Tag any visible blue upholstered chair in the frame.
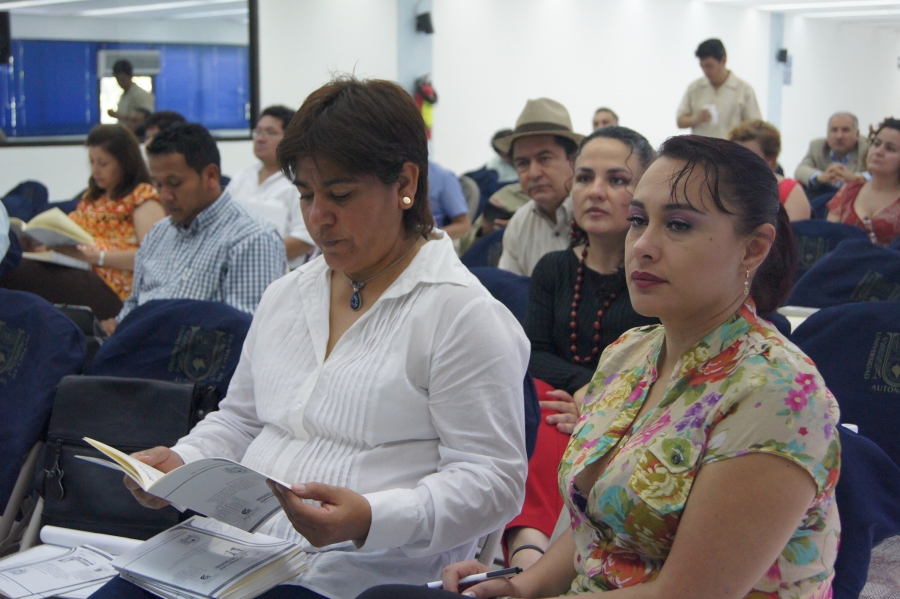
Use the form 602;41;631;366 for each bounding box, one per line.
808;190;837;220
787;239;900;309
86;299;252;400
0;290;85;542
461;228;506;269
790;220;868;283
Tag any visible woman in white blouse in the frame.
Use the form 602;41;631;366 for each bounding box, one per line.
100;77;530;599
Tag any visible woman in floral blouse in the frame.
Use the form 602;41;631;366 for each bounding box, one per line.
362;136;841;599
2;125;165;320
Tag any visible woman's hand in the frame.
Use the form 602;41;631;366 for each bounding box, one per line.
540;388;584;434
268;481;372;547
123;446;184;509
439;560;519;598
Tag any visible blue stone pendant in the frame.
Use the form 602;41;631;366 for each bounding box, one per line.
349;281;365;311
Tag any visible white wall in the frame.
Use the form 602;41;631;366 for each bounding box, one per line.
779;18;900;178
257;0;398;109
429;0;771;173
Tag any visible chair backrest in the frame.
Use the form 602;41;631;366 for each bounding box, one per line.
86;299;252;399
832;426;900;599
0;232;21;280
791;302;900;466
461;228;506;269
1;181;49;221
790;220;868;282
468;266;530;324
0;290;85;509
809;190;837;220
459;175;481;221
786;239;900;308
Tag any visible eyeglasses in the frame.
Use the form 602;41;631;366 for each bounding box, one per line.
252;128;282;139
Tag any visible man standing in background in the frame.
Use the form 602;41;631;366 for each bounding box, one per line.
107;59;155;124
676;38;760;139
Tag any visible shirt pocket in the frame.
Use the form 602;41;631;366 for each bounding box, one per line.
627;436;703;515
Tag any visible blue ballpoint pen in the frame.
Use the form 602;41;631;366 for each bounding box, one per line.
425;567;522;589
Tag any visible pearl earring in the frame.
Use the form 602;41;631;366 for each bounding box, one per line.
402;196;412;205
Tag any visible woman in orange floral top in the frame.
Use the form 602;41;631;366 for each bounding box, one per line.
396;137;840;599
2;125;165;320
63;125;165;299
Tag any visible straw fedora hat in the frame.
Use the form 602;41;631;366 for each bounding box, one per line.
492;98;584;155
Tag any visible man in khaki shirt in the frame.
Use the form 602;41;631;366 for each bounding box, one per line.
676;38;761;139
108;59;155;127
493;98;583;276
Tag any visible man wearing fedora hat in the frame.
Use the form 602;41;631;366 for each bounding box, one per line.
495;98;583;276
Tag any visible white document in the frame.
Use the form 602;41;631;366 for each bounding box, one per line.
111;517;307;599
702;103;719;125
0;545;117;599
77;438;289;533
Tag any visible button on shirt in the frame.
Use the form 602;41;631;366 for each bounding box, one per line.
170;232;529;599
117;190;286;321
225;163;314;269
677;72;761;139
498;196;573;276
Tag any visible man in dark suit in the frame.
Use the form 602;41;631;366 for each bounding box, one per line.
795;112;869;195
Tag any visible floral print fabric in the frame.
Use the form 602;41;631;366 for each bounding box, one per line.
558;302;841;598
68;183;159;300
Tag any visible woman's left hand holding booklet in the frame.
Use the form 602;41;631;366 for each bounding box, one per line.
77;438;291;533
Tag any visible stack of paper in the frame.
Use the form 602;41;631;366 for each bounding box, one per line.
112;517;307;599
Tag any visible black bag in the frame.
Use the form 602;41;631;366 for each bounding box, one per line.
40;375;218;540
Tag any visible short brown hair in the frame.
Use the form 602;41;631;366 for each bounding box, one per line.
728;120;781;161
278;77;432;238
85;124;151;201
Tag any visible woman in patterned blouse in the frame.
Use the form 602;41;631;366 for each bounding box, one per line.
2;125;165;320
365;136;841;599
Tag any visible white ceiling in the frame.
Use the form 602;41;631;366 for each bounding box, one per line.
703;0;900;24
0;0;248;22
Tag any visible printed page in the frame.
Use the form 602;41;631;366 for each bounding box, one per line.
22;251;91;271
111;517;304;599
40;526;143;556
147;459;288;532
25;208;94;245
82;438;166;488
0;546;117;599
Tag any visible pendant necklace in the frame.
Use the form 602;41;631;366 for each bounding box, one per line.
342;241;419;311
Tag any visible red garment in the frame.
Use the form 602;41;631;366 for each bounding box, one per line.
778;178;799;205
826;181;900;246
503;378;570;563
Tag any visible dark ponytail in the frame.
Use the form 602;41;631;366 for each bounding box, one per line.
751;204;796;313
658;135;798;313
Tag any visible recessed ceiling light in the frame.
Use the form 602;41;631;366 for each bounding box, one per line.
170;7;247;18
806;7;900;16
0;0;89;9
80;0;242;17
758;0;900;10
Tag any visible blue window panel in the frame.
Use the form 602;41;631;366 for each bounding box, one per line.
2;40;248;138
2;40;98;137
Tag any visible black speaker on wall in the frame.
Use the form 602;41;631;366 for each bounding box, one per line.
0;12;10;64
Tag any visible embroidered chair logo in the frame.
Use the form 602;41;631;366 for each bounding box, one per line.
797;237;832;271
0;321;29;384
851;270;900;303
864;331;900;393
168;325;234;383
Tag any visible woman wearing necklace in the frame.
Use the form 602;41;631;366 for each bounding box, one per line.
378;136;840;599
98;77;530;599
827;117;900;246
505;127;658;569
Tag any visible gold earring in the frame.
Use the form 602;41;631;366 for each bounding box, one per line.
402;196;412;205
744;270;750;296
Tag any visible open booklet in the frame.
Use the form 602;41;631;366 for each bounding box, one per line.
9;208;94;247
0;526;142;599
111;516;307;599
77;438;289;533
22;250;91;270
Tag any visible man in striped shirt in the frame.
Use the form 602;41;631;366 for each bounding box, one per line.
107;123;286;334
